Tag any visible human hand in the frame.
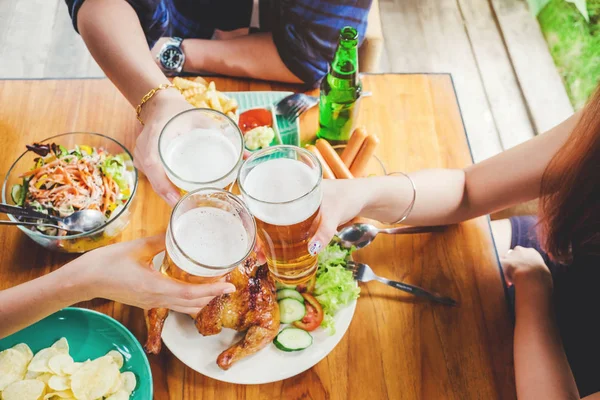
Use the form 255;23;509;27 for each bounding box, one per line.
500;246;552;287
308;179;367;255
135;90;193;205
68;235;236;315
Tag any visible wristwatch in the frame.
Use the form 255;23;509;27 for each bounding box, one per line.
156;37;185;76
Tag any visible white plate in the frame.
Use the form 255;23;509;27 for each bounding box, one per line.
153;252;357;385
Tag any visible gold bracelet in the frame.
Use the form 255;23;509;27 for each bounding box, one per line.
135;83;178;125
387;171;417;225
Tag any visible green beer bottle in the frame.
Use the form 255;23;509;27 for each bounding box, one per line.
316;26;362;143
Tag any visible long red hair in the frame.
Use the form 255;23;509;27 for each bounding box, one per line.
539;86;600;263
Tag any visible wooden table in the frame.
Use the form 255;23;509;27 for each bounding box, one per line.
0;75;516;399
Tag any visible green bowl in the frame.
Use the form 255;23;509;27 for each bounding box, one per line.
0;307;152;399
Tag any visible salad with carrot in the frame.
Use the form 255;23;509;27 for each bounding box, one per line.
11;142;134;235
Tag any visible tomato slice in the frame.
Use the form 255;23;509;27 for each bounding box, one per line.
238;108;273;134
293;293;324;331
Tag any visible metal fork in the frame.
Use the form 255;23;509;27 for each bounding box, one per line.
346;261;457;306
274;91;372;122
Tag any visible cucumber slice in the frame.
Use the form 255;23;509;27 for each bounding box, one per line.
276;289;304;303
275;281;296;290
11;184;23;206
278;298;306;324
274;328;313;352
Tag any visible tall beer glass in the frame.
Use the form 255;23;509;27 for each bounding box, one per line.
238;146;322;285
159;109;244;192
161;188;256;284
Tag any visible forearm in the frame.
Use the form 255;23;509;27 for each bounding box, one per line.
0;264;92;339
513;273;579;400
183;33;302;84
354;169;472;225
78;0;170;107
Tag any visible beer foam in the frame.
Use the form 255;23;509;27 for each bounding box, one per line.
168;207;249;273
243;158;321;226
165;128;238;185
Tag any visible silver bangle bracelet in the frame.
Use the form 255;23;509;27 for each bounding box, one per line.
386;172;416;225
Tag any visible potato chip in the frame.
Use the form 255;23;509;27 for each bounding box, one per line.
120;371;137;394
48;354;74;376
25;370;41;379
48;375;70;391
61;361;82;376
106;350;124;369
105;390;130;400
0;348;28;390
51;338;69;354
194;76;208;85
107;372;122;395
207;81;216;91
35;373;54;385
28;347;60;373
1;379;45;400
12;343;34;363
43;389;74;400
70;357;120;400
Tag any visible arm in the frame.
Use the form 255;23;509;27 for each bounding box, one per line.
501;247;582;400
76;0;193;204
0;263;90;339
314;112;580;245
512;271;579;400
0;236;235;339
77;0;172;108
355;111;579;225
182;33;302;84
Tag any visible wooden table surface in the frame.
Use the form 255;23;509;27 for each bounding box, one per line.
0;74;515;399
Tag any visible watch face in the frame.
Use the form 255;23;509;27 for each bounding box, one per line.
161;46;182;70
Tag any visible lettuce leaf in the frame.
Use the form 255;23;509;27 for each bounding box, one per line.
314;243;360;335
100;154;130;198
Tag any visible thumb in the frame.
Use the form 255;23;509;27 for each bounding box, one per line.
308;220;337;256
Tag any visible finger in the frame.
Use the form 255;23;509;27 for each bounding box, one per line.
168;306;202;315
167;295;216;309
308;220;337;256
164;280;236;302
143;157;182;206
134;144;181;206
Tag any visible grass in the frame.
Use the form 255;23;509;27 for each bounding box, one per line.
537;0;600;109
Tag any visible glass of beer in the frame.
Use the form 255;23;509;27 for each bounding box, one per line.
238;145;323;285
159;109;244;192
161;188;256;284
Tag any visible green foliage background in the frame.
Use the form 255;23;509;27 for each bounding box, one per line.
537;0;600;109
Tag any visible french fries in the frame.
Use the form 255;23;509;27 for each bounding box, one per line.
172;77;238;122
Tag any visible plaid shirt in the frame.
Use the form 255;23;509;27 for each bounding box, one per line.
65;0;372;87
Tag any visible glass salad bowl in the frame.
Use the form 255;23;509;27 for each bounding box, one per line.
2;132;138;253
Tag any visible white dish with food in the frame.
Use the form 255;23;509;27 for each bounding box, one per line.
153;243;359;385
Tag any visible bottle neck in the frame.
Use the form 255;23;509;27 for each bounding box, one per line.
330;43;359;84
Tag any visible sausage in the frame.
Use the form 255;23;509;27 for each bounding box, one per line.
349;134;380;177
341;127;369;167
315;139;354;179
306;145;336;179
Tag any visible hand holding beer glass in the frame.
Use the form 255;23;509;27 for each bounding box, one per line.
238;146;323;285
160;188;257;284
159;109;244;193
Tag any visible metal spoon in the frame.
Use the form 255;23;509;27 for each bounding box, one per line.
336;223;447;249
0;204;105;233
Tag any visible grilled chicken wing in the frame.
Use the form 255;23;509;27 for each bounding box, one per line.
144;307;169;354
195;260;280;370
